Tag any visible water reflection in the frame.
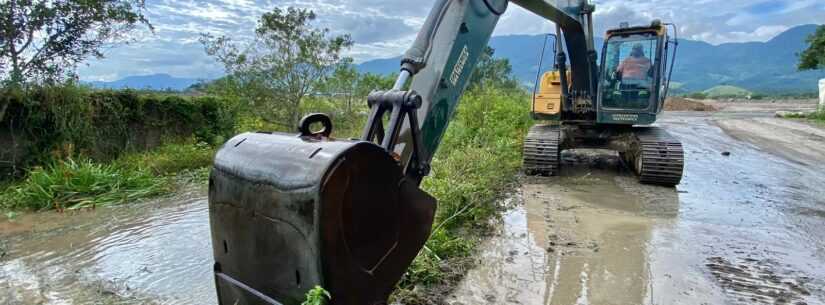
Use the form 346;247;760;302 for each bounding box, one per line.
0;192;216;305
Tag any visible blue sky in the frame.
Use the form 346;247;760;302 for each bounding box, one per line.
77;0;825;81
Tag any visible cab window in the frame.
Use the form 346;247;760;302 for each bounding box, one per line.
601;33;657;110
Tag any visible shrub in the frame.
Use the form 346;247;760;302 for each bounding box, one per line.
0;84;237;176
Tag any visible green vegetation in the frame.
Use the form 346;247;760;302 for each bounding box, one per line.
0;158;167;211
798;25;825;71
685;91;708;99
0;84;237;212
115;142;216;176
201;7;353;127
0;0;153;122
301;286;331;305
0;84;236;176
393;84;531;303
684;89;818;100
781;110;825;121
469;46;520;90
702;85;752;98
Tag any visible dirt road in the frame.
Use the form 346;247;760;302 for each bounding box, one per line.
449;102;825;305
2;100;825;304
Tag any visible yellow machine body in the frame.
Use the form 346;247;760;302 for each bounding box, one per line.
532;70;570;119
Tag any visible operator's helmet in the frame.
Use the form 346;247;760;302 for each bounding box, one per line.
632;43;644;57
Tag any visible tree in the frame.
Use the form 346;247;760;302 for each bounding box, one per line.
0;0;151;84
798;25;825;71
354;72;395;99
468;46;519;90
322;59;359;112
0;0;151;123
202;7;353;127
320;62;397;114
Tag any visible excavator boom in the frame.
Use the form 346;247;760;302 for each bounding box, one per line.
391;0;599;177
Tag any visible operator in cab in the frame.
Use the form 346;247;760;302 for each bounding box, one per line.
616;43;652;81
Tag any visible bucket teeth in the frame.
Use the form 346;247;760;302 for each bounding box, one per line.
631;127;684;186
523;124;561;176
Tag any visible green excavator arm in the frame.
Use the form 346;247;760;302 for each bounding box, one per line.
208;1;598;305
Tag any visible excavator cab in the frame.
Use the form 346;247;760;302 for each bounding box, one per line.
597;21;675;125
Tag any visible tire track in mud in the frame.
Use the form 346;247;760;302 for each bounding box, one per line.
705;256;812;305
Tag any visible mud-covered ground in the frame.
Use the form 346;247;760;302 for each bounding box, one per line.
2;99;825;305
449;100;825;305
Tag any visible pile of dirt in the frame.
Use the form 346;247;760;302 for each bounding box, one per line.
664;97;718;111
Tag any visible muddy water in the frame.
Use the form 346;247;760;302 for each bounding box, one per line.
450;113;825;305
0;189;216;305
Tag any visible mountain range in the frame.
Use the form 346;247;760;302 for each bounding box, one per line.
90;24;824;93
88;74;203;91
358;24;825;93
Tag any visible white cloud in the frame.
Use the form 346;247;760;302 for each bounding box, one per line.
691;25;790;44
78;0;825;81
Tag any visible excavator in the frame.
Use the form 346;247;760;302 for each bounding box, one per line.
207;0;681;304
525;14;683;184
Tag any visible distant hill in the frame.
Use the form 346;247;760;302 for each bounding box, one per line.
88;74;202;91
703;85;752;98
357;24;825;93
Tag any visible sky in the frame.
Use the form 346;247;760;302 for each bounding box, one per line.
77;0;825;82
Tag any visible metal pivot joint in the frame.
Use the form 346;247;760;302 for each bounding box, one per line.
362;90;431;179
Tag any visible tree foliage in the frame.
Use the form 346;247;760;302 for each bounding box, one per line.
320;61;396;112
201;7;353;127
468;46;520;90
0;0;151;84
798;25;825;71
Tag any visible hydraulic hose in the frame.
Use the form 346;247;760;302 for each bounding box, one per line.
401;0;452;75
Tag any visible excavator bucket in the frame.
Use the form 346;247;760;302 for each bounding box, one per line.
208;129;436;305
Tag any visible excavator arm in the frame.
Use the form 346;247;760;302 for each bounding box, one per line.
391;0;597;179
208;1;597;305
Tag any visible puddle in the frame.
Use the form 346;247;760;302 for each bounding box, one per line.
449;154;677;305
0;189;216;305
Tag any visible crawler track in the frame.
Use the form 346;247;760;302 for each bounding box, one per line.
632;127;684;186
523;124;561;176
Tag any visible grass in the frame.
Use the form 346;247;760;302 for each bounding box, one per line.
0;140;218;212
807;110;825;121
115;141;216;176
392;85;532;303
0;158;168;211
780;109;825;122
